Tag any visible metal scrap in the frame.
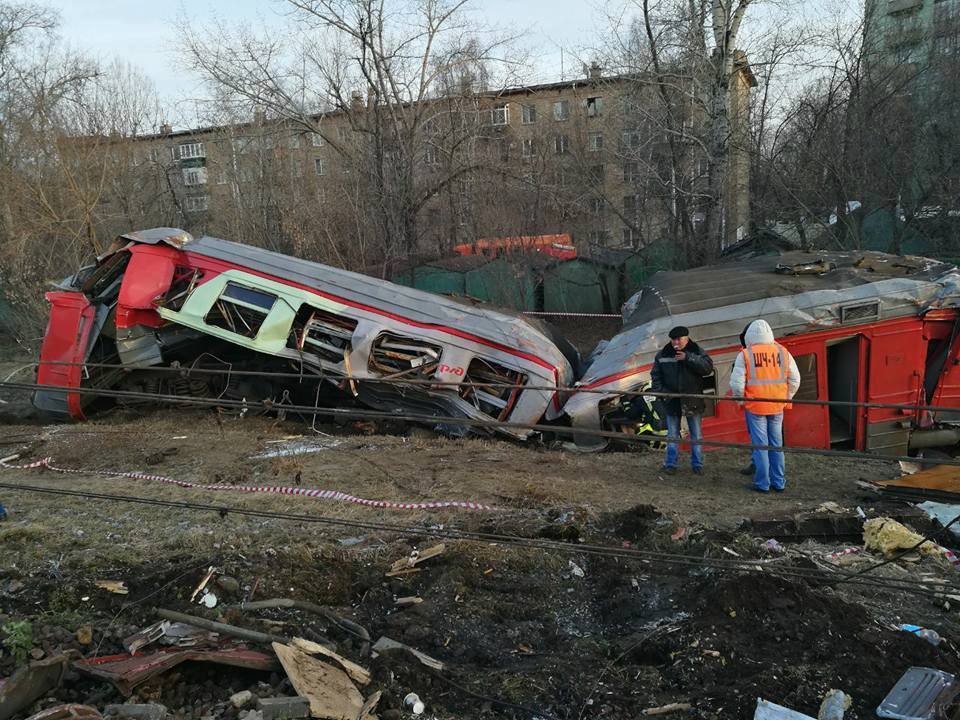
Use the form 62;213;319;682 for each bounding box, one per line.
0;653;71;720
75;647;277;696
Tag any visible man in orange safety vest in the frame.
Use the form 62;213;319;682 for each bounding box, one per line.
729;319;801;493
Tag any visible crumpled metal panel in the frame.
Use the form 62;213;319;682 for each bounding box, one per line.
118;228;194;250
877;666;958;719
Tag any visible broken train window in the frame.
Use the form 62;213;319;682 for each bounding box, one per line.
160;266;203;312
287;306;358;364
205;282;277;338
459;358;527;420
368;333;442;378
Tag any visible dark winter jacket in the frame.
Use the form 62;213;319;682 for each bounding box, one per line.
650;339;714;416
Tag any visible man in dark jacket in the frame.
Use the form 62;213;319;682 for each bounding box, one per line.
651;326;714;474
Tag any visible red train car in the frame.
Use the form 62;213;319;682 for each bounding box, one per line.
565;252;960;455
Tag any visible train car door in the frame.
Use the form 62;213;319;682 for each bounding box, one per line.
781;339;828;448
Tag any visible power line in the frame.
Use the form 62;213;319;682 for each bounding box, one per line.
24;360;960;414
5;379;960;466
0;480;955;599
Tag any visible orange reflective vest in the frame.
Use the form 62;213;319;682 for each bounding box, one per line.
742;343;792;415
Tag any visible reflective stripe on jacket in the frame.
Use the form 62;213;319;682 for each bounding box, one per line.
742;343;792;415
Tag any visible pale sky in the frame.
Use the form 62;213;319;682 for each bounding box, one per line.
46;0;607;127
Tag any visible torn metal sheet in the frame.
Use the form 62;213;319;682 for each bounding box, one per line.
876;666;958;719
33;228;575;440
250;439;344;459
74;647;276;696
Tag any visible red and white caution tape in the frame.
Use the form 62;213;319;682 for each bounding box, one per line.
941;547;960;571
1;457;495;512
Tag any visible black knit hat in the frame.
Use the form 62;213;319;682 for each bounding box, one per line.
668;326;689;339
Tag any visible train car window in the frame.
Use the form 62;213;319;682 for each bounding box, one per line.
205;282;277;338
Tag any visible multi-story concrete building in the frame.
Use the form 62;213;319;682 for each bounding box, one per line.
130;62;754;262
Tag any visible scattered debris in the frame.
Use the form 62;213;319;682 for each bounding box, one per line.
0;654;71;720
863;518;942;559
156;608;288;646
876;667;958;719
898;624;942;646
641;702;692;715
403;692;425;715
75;625;93;646
394;596;423;607
371;636;445;671
387;544;445;577
568;560;585;577
190;567;217;603
93;580;130;595
250;439;344;459
817;690;851;720
257;697;310;720
761;539;785;554
230;691;254;709
102;705;168;720
25;704;100;720
754;699;815;719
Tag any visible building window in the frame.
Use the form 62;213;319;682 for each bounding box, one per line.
622;131;641;149
521;138;534;158
522;104;537;124
311;132;325;147
589;164;604;184
215;169;229;185
148;147;162;163
314;158;325;176
491;104;509;126
184;195;209;212
424;144;439;165
588;132;603;152
588;229;609;244
623;161;640;183
337;126;350;141
623;226;641;246
555;134;569;155
586;96;603;117
291;159;303;177
286;134;302;149
182;167;207;186
623;194;639;216
588;196;604;214
178;142;205;160
553;100;569;121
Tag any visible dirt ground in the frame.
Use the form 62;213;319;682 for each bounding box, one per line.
1;391;959;719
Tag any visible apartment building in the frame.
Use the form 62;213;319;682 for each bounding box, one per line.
132;61;755;259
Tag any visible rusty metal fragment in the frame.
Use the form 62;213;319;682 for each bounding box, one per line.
74;647;276;696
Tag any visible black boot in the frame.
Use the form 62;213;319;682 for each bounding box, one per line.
739;463;755;476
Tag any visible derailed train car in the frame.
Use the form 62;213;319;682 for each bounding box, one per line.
33;228;576;439
564;252;960;455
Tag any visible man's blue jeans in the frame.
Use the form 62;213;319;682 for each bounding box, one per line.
664;414;703;470
745;411;785;491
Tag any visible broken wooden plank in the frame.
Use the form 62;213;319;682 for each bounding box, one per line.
272;643;364;720
371;636;445;671
358;690;381;720
94;580;129;595
387;544;445;576
290;638;370;687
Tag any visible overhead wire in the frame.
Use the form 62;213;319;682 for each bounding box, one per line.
0;480;955;600
4;378;960;467
22;359;960;414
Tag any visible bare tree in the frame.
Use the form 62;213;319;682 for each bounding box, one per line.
179;0;527;261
